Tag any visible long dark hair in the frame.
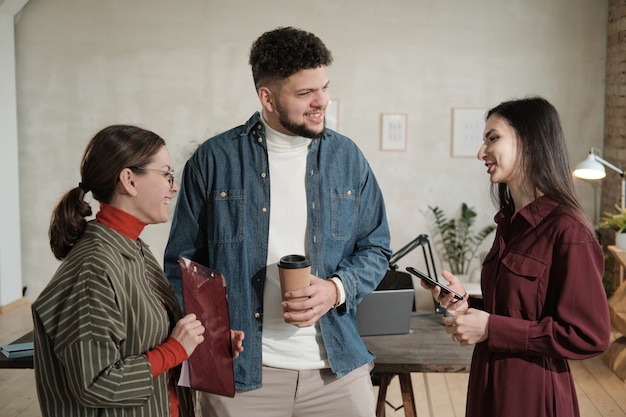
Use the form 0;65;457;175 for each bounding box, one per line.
487;97;585;218
49;125;165;259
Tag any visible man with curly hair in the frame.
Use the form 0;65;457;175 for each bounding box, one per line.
165;27;391;416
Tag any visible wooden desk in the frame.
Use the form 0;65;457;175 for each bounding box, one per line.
0;330;33;369
363;313;473;417
608;245;626;288
604;245;626;380
2;317;473;416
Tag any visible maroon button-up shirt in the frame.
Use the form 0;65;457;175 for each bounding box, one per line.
466;196;610;417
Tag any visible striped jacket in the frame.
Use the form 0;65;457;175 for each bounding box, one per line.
33;221;192;417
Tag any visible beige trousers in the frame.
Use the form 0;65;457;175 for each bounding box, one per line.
196;363;375;417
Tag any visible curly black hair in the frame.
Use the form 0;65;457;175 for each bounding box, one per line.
249;26;333;89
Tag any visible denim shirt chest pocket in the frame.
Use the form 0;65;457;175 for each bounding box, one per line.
499;250;547;319
206;189;245;244
329;187;358;241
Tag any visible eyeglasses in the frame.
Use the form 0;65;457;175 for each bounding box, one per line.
129;166;175;188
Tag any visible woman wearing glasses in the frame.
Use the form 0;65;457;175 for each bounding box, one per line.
32;125;244;417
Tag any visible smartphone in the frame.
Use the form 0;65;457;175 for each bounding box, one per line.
405;266;464;301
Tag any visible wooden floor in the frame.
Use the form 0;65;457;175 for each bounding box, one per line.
1;303;625;417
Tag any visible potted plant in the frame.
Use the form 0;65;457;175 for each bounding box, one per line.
597;205;626;250
428;203;496;277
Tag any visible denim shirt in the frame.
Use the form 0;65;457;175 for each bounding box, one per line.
164;111;391;391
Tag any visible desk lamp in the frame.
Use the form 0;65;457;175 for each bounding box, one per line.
573;148;625;209
388;234;446;313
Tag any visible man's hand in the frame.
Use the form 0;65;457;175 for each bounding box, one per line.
282;276;338;327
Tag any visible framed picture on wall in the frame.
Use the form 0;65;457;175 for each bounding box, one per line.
380;113;407;151
451;108;488;157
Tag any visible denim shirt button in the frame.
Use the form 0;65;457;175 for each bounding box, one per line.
220;191;227;197
346;190;352;196
262;207;267;213
260;172;267;178
254;312;261;318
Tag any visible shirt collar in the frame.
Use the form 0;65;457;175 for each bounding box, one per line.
496;196;561;228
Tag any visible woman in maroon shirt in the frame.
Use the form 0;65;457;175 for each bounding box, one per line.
423;97;610;417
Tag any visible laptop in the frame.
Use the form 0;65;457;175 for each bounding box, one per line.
357;288;415;336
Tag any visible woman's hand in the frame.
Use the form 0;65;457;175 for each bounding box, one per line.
170;313;205;357
442;308;490;346
230;330;245;359
419;270;468;313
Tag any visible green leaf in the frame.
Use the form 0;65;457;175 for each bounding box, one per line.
596;205;626;233
428;203;495;275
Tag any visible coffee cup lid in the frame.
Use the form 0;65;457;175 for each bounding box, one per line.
277;254;311;269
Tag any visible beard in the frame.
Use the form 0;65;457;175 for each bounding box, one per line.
275;102;326;139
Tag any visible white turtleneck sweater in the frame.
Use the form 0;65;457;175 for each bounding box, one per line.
260;117;329;370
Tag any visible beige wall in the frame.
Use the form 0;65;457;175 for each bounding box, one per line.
11;0;608;302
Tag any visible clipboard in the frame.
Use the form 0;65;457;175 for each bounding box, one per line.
179;257;235;397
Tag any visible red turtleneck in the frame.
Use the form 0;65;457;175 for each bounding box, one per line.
95;202;147;240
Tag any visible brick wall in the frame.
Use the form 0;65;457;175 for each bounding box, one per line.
601;0;626;223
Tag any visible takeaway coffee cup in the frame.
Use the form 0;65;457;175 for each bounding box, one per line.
277;254;311;303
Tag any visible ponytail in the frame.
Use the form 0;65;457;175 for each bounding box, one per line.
48;186;92;260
